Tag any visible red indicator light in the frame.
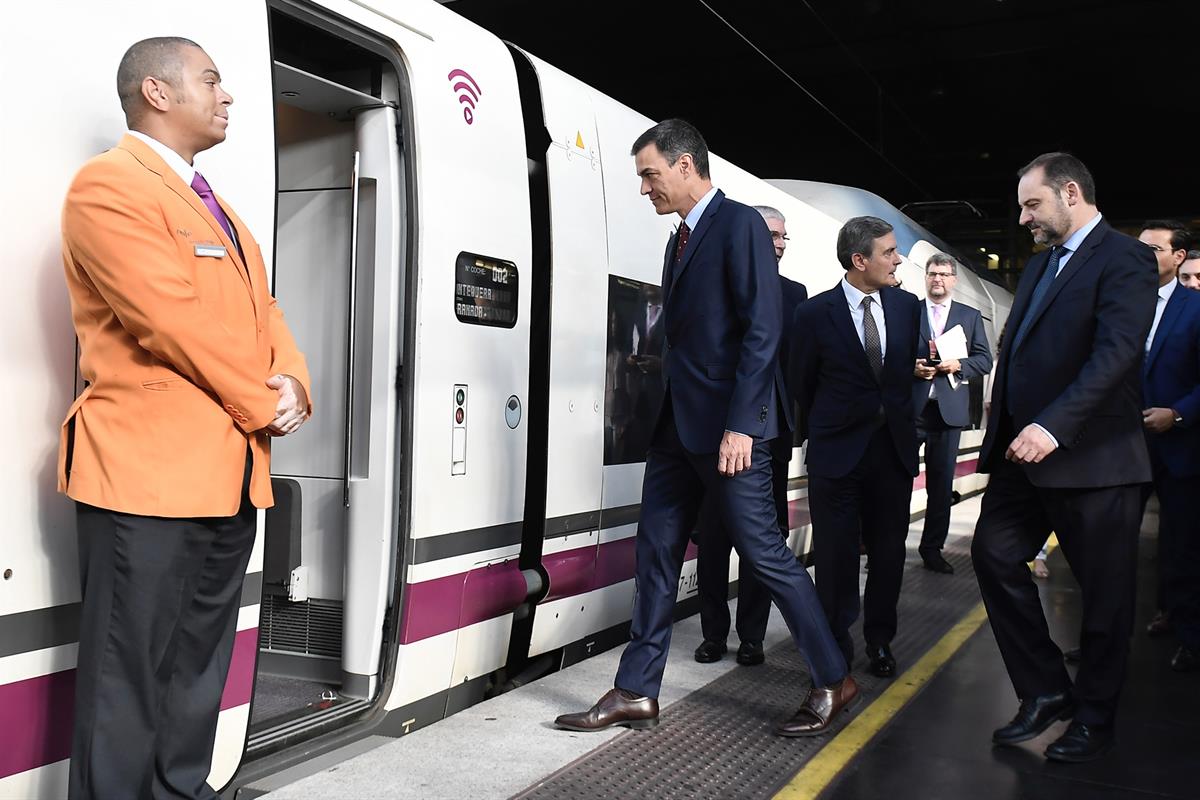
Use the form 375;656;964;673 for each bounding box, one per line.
455;408;465;424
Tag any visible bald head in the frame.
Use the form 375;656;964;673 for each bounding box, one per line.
117;37;202;126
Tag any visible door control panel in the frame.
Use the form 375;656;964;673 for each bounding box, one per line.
452;384;467;475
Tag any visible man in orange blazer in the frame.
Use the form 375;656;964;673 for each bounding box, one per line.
59;37;311;799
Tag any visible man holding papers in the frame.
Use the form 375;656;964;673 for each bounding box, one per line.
912;253;993;573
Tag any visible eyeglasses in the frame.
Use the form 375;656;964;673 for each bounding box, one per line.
926;271;955;279
1146;244;1184;254
770;232;789;241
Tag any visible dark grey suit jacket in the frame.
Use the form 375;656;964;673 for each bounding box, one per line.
912;299;992;428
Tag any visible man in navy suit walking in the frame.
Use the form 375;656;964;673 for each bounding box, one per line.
789;217;922;679
1136;220;1200;672
694;204;807;668
974;153;1157;762
911;253;992;574
556;120;854;738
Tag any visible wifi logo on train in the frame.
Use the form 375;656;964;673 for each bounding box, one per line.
448;68;482;125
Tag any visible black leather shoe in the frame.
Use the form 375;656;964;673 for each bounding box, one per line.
921;553;955;574
1044;720;1114;763
1146;609;1172;637
736;640;765;665
866;644;896;677
992;691;1075;746
694;639;727;663
1063;647;1082;664
554;688;659;732
775;676;859;737
1171;645;1200;672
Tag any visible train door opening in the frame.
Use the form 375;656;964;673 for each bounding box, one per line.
249;6;409;753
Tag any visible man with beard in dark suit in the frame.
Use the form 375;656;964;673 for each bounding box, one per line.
973;152;1157;762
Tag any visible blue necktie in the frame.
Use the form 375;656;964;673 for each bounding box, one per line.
1005;246;1062;409
1009;246;1063;355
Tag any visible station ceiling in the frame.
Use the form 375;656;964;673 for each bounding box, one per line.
444;0;1197;285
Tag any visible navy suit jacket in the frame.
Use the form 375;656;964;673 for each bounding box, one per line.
658;190;790;453
912;299;993;428
773;275;808;462
789;282;922;480
1143;283;1200;477
980;220;1157;487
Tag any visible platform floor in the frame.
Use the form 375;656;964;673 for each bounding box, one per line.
257;495;1198;800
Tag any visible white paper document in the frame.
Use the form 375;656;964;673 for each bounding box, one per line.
933;324;969;389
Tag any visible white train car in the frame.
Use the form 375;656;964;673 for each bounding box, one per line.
0;1;1013;797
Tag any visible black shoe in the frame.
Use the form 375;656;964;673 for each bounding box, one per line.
1044;720;1114;763
1063;647;1082;664
921;553;955;574
1146;609;1172;637
693;640;727;663
866;644;896;677
736;641;765;666
992;691;1075;746
1171;645;1200;672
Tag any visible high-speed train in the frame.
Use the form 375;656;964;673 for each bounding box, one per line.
0;0;1013;796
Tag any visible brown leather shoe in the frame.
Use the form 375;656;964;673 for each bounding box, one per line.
1146;609;1172;637
774;676;859;737
554;688;659;732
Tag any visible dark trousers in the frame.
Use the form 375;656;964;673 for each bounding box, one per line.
615;411;846;697
70;458;256;800
808;425;913;665
972;457;1142;726
1144;453;1189;612
915;400;963;556
696;455;790;645
1172;508;1200;650
1144;452;1200;648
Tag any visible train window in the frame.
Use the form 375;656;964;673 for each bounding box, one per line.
454;252;519;327
604;275;665;465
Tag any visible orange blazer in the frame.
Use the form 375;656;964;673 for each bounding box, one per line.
58;134;311;517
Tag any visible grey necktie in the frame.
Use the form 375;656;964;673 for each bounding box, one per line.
862;295;883;381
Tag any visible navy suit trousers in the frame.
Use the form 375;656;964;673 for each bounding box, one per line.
1143;451;1193;616
808;425;913;663
615;412;846;697
695;452;790;646
915;399;963;555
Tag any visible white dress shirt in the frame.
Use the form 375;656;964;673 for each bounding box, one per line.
682;185;719;232
841;277;887;360
1052;212;1104;276
1146;279;1178;352
127;130;195;185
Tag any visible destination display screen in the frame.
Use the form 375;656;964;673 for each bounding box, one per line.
454;252;518;328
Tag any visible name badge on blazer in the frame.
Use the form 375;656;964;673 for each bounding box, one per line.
194;243;227;258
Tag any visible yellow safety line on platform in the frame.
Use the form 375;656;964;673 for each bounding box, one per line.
774;534;1060;800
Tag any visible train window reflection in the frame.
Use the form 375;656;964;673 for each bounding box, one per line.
604;275;665;465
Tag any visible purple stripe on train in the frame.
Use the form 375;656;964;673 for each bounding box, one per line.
0;627;258;780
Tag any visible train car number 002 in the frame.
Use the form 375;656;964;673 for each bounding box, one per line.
454;252;518;328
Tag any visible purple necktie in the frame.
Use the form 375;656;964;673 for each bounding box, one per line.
191;171;236;244
931;303;946;337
